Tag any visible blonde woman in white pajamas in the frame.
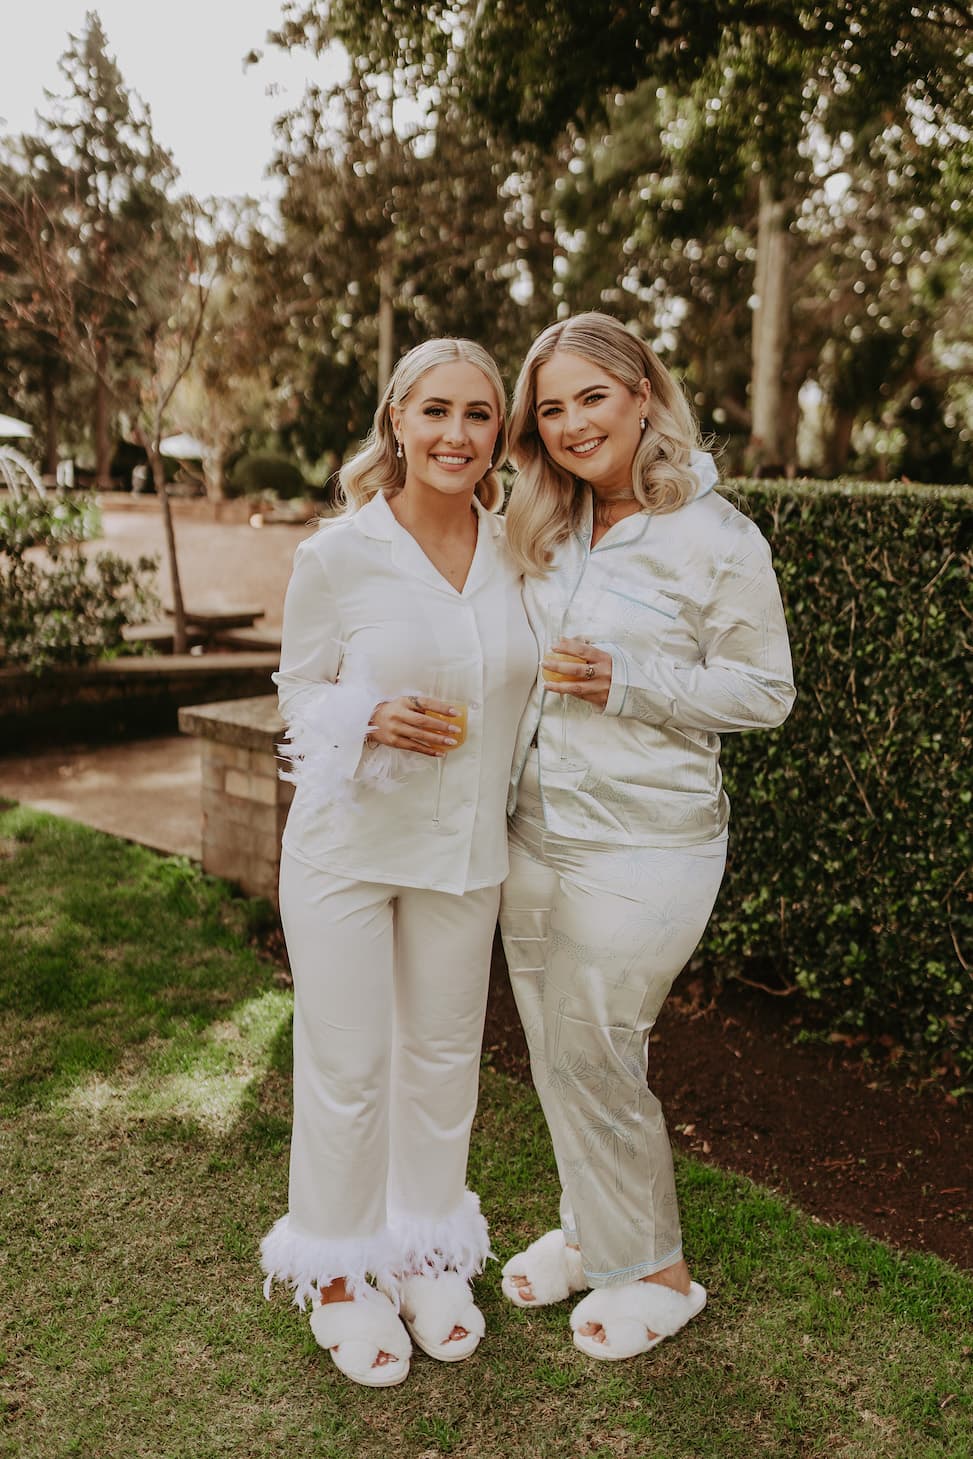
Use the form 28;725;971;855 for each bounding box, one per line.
499;312;795;1361
261;339;536;1387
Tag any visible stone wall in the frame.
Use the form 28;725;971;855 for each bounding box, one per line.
178;695;291;902
0;653;279;751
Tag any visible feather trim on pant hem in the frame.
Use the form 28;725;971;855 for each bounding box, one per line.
390;1190;491;1283
261;1192;490;1310
259;1215;402;1309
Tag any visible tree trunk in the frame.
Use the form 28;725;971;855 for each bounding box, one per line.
203;448;228;501
94;340;112;489
826;406;856;477
779;378;802;473
748;176;791;474
41;361;59;478
377;257;394;395
150;447;188;655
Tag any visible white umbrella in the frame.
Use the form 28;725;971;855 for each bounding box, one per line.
0;412;33;439
0;446;44;497
160;432;206;460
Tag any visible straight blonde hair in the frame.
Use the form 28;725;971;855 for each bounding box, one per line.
505;312;705;574
339;338;507;513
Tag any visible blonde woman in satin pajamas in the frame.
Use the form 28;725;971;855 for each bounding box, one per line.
261;339;536;1387
498;312;796;1361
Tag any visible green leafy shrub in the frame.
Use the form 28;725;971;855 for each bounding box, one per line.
702;479;972;1079
0;493;159;672
0;493;101;554
227;452;306;500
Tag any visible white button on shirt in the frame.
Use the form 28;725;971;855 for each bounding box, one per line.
507;459;796;846
275;491;537;894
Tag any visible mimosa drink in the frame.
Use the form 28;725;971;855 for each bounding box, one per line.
427;704;468;747
543;652;586;684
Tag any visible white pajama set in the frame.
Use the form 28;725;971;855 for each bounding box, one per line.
261;491;536;1305
500;455;796;1287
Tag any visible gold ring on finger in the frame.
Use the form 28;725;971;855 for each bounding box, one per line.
584;664;596;680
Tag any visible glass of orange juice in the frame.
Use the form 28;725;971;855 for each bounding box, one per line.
543;651;586;684
426;666;469;826
541;600;584;761
425;702;468;747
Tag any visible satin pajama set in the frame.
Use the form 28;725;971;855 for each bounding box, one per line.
500;456;795;1284
261;492;536;1304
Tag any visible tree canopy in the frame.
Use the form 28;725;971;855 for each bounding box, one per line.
264;0;973;473
270;1;973;148
1;5;971;483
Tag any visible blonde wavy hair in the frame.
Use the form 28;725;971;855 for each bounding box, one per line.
505;312;705;574
339;338;507;513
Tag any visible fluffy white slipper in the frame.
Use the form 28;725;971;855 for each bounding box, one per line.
390;1272;486;1362
500;1229;588;1309
570;1279;707;1361
308;1287;412;1387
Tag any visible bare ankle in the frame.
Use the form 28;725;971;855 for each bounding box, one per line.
318;1277;353;1304
640;1259;691;1296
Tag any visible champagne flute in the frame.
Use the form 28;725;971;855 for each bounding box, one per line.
542;599;584;762
426;664;469;827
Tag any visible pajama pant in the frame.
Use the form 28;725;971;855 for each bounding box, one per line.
260;849;500;1306
500;753;727;1287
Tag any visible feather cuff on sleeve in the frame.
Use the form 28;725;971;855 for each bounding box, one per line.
277;677;422;818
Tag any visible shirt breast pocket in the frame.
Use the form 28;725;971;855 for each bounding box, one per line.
594;586;682;650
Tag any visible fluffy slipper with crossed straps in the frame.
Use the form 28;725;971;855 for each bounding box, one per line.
388;1272;486;1362
569;1279;707;1360
500;1229;588;1309
308;1286;412;1387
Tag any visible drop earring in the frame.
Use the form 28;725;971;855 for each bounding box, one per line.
396;438;403;458
639;417;647;432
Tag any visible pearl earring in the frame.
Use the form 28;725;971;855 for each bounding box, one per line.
639;417;647;432
396;439;403;458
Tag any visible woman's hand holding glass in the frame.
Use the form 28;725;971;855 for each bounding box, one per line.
542;638;613;712
367;696;466;756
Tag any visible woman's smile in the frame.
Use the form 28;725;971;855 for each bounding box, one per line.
566;436;606;458
431;452;474;469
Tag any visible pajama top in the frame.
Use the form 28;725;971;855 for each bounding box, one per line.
507;454;796;846
274;490;537;894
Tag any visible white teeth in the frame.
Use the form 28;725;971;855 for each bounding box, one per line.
433;455;470;465
569;439;603;456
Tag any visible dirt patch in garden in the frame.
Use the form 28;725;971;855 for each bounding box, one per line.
259;919;970;1270
483;935;972;1272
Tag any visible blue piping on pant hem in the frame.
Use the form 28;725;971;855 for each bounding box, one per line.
582;1242;683;1286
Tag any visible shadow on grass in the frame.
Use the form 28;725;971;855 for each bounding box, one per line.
0;805;292;1121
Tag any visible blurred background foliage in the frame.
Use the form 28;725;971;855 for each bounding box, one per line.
0;2;970;492
0;492;158;670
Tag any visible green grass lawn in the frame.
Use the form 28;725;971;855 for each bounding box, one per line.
1;804;970;1459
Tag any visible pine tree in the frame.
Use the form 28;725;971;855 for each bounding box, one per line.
19;11;179;485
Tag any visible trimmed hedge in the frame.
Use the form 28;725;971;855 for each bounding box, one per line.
700;479;971;1081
